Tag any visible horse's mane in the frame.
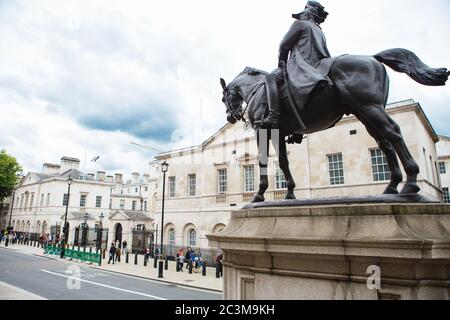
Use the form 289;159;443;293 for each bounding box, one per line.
238;67;269;77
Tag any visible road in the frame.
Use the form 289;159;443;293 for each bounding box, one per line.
0;248;222;300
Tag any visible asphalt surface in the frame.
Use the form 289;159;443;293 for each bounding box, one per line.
0;248;222;300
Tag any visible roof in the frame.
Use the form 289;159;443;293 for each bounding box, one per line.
109;210;152;221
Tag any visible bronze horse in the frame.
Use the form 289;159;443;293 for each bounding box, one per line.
220;48;449;203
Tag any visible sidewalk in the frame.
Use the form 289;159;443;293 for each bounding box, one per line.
0;243;223;292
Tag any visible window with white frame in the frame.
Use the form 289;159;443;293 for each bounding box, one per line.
96;196;102;208
132;200;137;211
109;198;112;209
188;174;196;197
30;193;34;209
327;153;345;185
370;148;391;182
80;194;87;207
40;194;44;206
187;228;197;246
217;169;227;194
438;162;446;174
120;199;125;210
24;194;29;209
168;176;176;198
168;228;176;245
62;194;69;206
20;195;24;208
143;200;147;211
443;188;450;204
275;167;287;190
243;165;255;192
46;193;50;206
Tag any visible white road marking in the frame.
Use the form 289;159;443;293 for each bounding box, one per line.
40;269;167;300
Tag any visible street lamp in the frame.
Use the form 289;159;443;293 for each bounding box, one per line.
5;189;15;247
160;161;169;257
60;176;73;258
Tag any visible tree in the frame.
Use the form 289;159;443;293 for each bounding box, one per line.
0;149;22;203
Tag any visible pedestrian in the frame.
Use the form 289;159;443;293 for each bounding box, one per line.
185;247;192;270
108;242;116;264
122;240;127;254
115;245;121;263
216;253;223;277
179;254;185;272
144;247;150;263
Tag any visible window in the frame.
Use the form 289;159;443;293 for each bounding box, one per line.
443;188;450;204
243;165;255;192
327;153;345;185
96;196;102;208
143;201;147;211
62;194;69;206
188;174;196;197
168;228;176;245
16;197;19;208
24;194;29;209
20;195;24;208
218;169;227;194
438;162;446;174
109;199;112;209
187;228;196;246
169;176;176;198
40;194;44;206
120;199;125;210
80;195;87;207
145;186;148;191
46;193;50;206
370;149;391;182
30;194;34;209
132;200;137;211
135;188;138;193
275;167;287;190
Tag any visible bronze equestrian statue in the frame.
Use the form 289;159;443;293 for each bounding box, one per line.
220;1;449;203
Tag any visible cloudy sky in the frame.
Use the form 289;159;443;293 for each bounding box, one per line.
1;0;449;177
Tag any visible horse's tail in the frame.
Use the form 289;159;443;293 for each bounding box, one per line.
374;48;449;86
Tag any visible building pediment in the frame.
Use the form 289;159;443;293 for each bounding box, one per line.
109;210;130;221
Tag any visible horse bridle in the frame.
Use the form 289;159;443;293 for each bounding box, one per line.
224;81;264;125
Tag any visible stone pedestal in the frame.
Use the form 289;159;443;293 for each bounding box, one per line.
207;202;450;300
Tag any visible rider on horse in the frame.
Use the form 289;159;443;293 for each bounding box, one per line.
255;1;332;140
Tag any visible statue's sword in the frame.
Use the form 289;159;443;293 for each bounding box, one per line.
280;61;307;131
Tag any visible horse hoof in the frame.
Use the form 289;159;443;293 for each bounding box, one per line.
251;195;265;203
285;193;296;200
400;183;420;194
383;186;399;195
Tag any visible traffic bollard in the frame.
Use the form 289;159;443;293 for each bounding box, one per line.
89;247;92;254
134;252;138;265
33;240;36;247
126;252;129;263
83;246;86;253
164;257;168;270
158;260;164;278
189;260;193;274
153;256;158;269
176;257;180;272
144;256;147;267
202;263;207;276
102;248;106;259
216;263;220;278
78;245;81;252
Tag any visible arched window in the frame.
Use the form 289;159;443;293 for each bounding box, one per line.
168;228;176;245
187;228;196;246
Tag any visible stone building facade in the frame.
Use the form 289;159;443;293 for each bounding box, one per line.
437;135;450;203
148;100;443;262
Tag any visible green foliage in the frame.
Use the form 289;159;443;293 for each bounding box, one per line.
0;149;22;203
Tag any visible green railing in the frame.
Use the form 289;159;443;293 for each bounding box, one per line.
44;245;101;265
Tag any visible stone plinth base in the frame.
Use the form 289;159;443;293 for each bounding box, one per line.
207;203;450;300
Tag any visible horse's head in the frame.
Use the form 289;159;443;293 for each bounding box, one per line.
220;78;244;124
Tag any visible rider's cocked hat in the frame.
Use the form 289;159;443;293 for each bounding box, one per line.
292;1;329;23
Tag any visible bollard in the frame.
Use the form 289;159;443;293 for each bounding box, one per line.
164;257;168;270
216;263;220;278
83;246;86;253
89;247;92;254
78;245;81;252
144;256;147;267
153;256;158;269
202;263;207;276
102;248;106;259
134;252;138;265
158;260;164;278
176;257;180;272
72;245;75;250
188;260;193;274
126;252;129;263
33;240;36;247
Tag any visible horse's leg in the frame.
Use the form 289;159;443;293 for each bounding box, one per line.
358;106;420;194
271;130;296;200
252;129;270;203
357;117;403;194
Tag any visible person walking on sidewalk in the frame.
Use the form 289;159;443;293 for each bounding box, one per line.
115;245;121;262
122;240;127;254
108;242;116;264
185;247;192;270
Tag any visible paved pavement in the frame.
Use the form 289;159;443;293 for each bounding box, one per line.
0;244;223;300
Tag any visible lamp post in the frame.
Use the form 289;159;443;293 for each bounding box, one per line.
5;190;15;247
60;177;73;258
160;161;169;258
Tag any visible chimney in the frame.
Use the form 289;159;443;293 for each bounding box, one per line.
60;157;80;173
42;163;61;175
96;171;105;182
131;172;140;184
114;173;123;184
105;175;113;183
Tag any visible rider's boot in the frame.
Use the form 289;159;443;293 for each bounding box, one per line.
254;73;281;129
